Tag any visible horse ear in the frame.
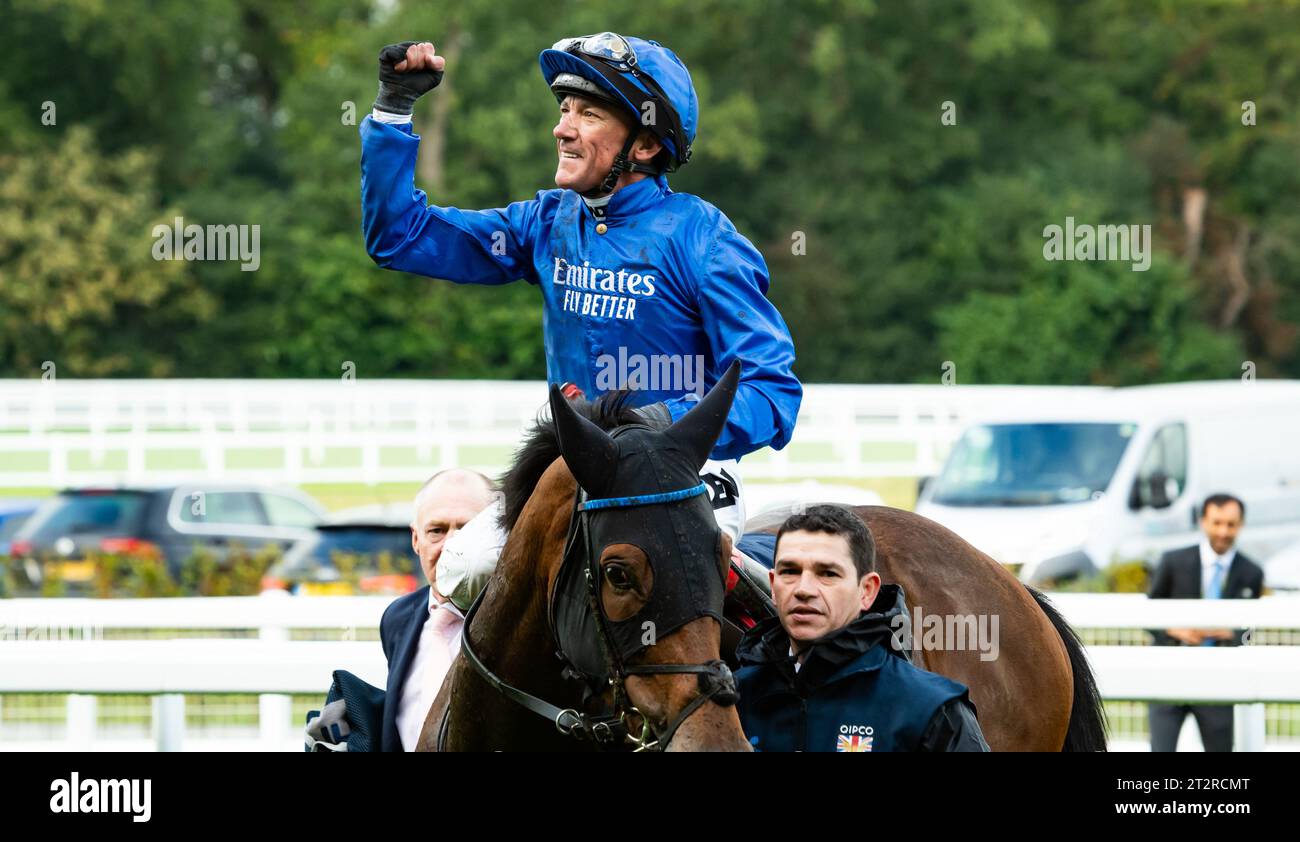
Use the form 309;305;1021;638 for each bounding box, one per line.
665;359;742;471
549;384;618;495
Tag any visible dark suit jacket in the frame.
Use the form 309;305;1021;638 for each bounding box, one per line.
1147;545;1263;647
379;585;432;752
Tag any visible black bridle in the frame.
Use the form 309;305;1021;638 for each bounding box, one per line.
454;478;738;752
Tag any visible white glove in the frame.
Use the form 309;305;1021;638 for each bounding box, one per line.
436;497;507;611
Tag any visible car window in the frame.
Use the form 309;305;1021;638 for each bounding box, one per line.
179;491;265;526
261;493;321;528
929;423;1133;506
24;494;147;539
319;528;414;556
1135;423;1187;508
0;513;33;540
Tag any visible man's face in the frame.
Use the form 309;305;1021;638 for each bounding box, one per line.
410;478;493;597
770;530;880;651
1201;501;1243;556
552;94;656;194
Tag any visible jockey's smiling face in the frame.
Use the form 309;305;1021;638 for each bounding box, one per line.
553;94;661;196
770;531;881;654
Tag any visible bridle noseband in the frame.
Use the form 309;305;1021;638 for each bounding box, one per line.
454;478;738;752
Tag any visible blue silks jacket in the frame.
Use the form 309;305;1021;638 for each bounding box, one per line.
359;117;802;461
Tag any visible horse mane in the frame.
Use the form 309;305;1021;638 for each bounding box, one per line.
497;390;645;532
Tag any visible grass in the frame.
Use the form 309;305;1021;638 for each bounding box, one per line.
68;450;128;471
861;441;918;462
0;487;56;499
226;448;284;470
0;693;340;733
0;480;421;512
0;452;48;472
144;449;204;471
0;476;921;513
379;446;441;467
300;481;426;512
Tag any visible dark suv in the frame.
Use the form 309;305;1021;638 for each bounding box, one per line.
8;485;327;588
262;505;420;596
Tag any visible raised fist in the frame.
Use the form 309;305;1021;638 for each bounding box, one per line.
374;41;445;116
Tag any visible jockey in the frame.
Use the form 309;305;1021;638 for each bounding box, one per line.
360;33;802;606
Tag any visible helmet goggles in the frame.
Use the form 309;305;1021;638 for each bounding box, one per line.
551;32;639;70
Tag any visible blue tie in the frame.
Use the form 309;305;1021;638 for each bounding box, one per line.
1201;559;1228;646
1206;559;1227;600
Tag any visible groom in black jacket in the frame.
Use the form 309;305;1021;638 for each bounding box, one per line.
1147;493;1264;752
735;504;988;752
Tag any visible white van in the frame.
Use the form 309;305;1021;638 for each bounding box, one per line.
914;381;1300;584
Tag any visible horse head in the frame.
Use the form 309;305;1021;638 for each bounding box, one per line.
547;360;751;751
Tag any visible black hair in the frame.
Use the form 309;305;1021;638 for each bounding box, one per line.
1201;493;1246;521
498;390;643;532
775;504;876;579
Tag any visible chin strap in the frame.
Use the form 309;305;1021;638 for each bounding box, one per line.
592;131;660;197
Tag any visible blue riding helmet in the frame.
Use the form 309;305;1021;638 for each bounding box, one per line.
540;33;698;192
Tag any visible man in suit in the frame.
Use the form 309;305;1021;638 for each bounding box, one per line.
1147;492;1264;752
379;468;495;751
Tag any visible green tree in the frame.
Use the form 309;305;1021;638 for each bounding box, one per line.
0;127;214;376
1;0;1297;384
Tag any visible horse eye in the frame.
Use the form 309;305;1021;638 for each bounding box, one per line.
604;564;633;590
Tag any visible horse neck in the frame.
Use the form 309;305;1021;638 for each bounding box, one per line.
445;475;588;750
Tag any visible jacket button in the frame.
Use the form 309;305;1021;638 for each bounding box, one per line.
595;223;608;235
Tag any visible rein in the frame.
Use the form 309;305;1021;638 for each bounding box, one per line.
451;480;738;752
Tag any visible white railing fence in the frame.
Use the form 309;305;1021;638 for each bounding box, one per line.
0;593;384;751
0;380;1108;484
3;592;1298;751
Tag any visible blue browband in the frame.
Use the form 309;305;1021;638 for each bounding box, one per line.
578;482;708;512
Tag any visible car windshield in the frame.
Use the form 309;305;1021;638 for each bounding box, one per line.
928;423;1136;506
21;492;148;538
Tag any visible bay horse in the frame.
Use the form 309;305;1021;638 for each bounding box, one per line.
867;509;1108;750
420;362;753;751
420;366;1107;751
